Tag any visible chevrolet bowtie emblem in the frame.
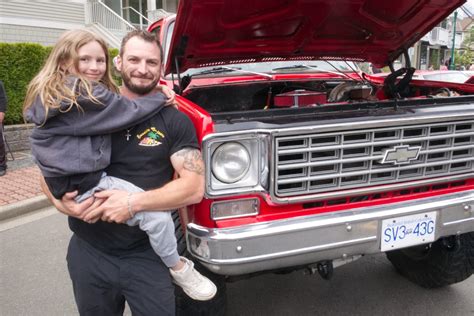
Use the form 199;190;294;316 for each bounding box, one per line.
381;145;421;165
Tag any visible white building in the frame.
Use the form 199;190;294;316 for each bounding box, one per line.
0;0;177;47
409;12;464;70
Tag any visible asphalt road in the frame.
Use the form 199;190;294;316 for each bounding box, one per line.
1;209;473;316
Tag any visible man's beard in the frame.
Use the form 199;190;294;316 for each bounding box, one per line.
122;72;159;95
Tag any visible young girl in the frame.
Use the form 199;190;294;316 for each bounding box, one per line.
23;29;216;301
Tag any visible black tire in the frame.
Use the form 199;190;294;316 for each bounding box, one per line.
172;211;227;316
386;232;474;288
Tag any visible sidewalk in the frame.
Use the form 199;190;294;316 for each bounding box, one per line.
0;150;51;221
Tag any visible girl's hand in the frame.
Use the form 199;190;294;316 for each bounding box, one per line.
155;84;178;109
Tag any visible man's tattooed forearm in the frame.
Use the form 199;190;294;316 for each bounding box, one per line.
175;148;204;175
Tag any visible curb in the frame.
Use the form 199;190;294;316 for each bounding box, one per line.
0;195;52;221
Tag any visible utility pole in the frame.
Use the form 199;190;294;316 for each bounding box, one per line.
450;11;458;70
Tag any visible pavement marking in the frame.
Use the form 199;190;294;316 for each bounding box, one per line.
0;206;58;232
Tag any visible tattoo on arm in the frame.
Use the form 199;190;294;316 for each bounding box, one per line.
174;148;204;175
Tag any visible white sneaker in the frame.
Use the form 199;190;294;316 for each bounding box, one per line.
170;257;217;301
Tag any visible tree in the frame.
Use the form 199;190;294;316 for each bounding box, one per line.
449;26;474;69
454;50;473;69
462;27;474;50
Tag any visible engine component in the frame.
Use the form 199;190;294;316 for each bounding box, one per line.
383;67;416;98
274;89;327;107
430;88;460;98
328;82;373;102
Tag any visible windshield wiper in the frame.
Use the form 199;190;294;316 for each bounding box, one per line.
192;66;272;79
192;66;240;76
272;64;356;81
272;65;311;71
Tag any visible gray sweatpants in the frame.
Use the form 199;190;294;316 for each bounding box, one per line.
76;173;180;268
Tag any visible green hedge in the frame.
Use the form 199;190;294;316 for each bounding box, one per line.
0;43;119;125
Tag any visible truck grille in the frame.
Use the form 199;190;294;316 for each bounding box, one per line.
275;121;474;197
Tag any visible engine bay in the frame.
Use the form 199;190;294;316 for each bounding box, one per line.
182;78;465;115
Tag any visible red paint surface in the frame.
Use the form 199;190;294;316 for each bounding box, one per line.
190;180;474;228
165;0;464;72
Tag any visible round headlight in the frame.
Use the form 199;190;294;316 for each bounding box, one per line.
212;142;251;183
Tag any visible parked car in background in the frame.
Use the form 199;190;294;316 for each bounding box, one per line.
374;70;471;84
463;70;474;83
412;70;470;83
149;0;473;314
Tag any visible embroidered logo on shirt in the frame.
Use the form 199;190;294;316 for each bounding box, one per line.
137;127;165;147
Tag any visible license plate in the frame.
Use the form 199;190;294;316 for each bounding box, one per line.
380;212;437;252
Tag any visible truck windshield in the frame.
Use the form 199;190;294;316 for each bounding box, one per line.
165;60;359;79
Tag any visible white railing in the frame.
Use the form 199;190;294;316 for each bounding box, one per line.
87;23;122;48
85;0;135;33
123;6;151;30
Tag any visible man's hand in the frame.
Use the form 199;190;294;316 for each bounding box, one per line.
80;197;106;223
40;176;106;223
60;191;90;217
82;190;132;224
0;112;4;124
59;192;107;223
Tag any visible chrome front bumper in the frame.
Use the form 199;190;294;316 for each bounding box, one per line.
187;191;474;275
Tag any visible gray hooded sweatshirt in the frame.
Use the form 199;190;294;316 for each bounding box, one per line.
25;78;166;178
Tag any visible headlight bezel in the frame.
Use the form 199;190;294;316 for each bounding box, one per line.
203;133;269;197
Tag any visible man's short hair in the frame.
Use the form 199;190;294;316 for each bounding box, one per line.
120;29;163;62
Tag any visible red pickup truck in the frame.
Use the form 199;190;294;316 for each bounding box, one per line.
148;0;473;314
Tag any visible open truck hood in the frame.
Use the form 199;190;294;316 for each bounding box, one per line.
165;0;464;74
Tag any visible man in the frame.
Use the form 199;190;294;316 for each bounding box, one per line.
0;80;7;176
42;30;205;315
